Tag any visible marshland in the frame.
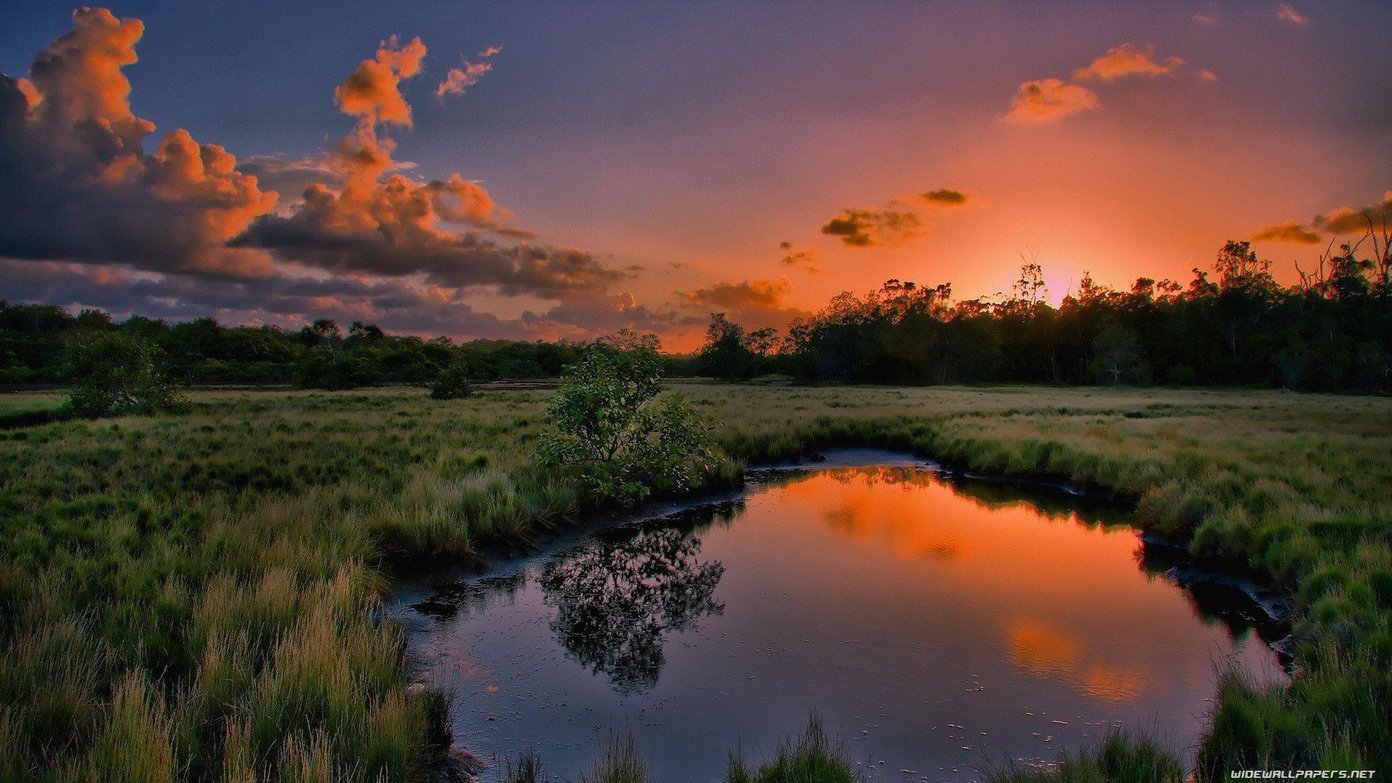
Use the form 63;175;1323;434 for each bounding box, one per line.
3;383;1390;781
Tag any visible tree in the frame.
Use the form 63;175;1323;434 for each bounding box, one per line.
697;313;759;379
1090;322;1144;385
62;332;184;417
429;361;474;399
744;327;779;357
537;333;720;506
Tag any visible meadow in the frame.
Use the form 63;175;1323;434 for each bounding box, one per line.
1;384;1389;782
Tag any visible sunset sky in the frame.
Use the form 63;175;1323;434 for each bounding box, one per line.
2;2;1390;350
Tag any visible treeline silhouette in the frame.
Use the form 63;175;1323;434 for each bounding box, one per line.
2;237;1389;392
685;238;1392;392
0;308;581;389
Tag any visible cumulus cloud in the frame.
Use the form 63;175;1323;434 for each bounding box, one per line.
0;9;640;343
0;8;277;277
436;45;501;99
778;241;820;272
235;31;621;298
1277;3;1310;25
334;35;427;127
1073;44;1184;82
920;188;968;206
1251;221;1321;244
820;206;925;248
1001;78;1099;125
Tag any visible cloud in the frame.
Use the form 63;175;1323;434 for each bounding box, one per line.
1251;221;1322;244
334;35;427;128
778;241;820;273
235;30;620;299
1073;44;1184;82
820;206;925;247
0;8;276;277
1;257;681;342
1314;191;1392;234
1249;191;1392;244
919;188;968;206
237;155;344;207
1277;3;1310;25
1193;13;1218;25
436;45;501;99
1001;78;1099;125
676;278;811;329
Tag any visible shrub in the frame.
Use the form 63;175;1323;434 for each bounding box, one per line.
537;332;720;507
430;363;474;400
62;332;184;418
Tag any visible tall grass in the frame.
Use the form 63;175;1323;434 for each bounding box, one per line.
1;385;1389;779
727;717;858;783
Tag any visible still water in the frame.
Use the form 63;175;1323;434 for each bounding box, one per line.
392;451;1285;781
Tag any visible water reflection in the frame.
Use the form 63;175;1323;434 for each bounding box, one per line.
402;457;1286;781
1006;617;1147;703
539;524;725;692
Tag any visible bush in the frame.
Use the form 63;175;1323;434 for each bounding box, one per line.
62;331;184;418
536;331;720;506
429;363;474;400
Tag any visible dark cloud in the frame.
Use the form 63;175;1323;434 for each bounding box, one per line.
778;241;820;272
920;189;968;206
238;155;345;209
819;207;924;248
1;258;679;342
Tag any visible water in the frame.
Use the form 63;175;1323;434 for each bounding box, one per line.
392;450;1286;781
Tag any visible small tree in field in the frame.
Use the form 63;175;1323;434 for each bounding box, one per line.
62;332;184;417
537;330;719;506
429;361;474;399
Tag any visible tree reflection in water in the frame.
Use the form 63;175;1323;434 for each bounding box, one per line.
540;526;724;692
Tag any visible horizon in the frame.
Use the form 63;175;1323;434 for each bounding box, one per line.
3;2;1391;352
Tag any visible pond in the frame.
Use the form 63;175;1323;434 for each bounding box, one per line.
390;450;1287;781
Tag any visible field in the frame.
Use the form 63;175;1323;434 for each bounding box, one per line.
1;385;1390;782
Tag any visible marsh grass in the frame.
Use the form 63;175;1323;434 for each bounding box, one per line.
986;730;1183;783
726;717;858;783
1;384;1389;779
575;734;651;783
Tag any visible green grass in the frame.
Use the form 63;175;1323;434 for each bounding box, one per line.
1;385;1390;780
727;717;858;783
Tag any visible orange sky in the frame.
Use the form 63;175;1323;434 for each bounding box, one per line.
2;3;1389;350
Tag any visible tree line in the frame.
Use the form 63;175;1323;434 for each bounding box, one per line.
3;234;1390;396
0;309;582;389
683;236;1392;392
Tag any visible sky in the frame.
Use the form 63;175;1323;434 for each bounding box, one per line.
2;1;1390;351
